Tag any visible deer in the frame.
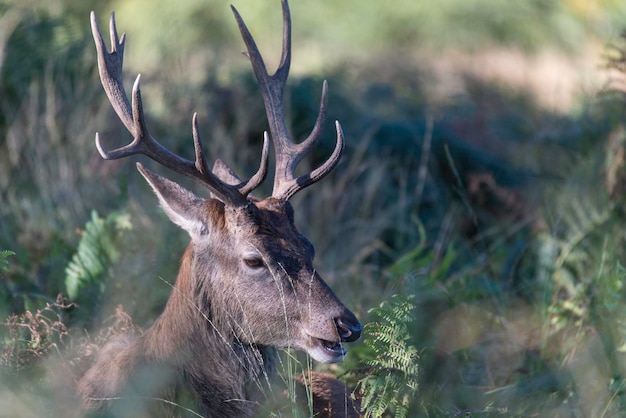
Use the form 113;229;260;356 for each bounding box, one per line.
78;0;362;416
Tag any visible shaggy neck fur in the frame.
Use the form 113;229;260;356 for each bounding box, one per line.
78;244;277;417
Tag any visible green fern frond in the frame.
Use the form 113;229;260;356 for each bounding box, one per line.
0;250;15;276
358;294;419;418
64;210;132;301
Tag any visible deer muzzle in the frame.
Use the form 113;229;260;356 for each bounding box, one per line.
334;317;362;343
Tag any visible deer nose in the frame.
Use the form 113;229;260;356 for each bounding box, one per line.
335;317;362;343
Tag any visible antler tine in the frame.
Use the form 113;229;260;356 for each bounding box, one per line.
192;114;270;196
91;11;269;207
240;132;271;195
90;12;133;134
231;0;344;200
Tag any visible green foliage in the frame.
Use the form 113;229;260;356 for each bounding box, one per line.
106;0;626;76
358;295;419;418
0;251;14;277
1;0;626;416
64;210;132;303
536;190;617;329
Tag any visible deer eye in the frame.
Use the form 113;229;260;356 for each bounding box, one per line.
243;257;265;269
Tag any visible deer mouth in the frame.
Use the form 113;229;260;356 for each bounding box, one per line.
306;336;347;363
320;338;346;356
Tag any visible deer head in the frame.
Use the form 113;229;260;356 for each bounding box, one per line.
88;0;361;371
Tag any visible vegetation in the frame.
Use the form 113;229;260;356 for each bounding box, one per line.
357;295;419;418
3;0;626;416
64;210;131;305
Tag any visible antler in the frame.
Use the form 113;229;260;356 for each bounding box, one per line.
231;0;344;201
90;12;269;207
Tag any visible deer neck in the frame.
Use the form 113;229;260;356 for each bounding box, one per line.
139;244;277;414
141;246;198;357
142;245;236;354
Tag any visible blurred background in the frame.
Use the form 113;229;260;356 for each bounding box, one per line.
3;0;626;416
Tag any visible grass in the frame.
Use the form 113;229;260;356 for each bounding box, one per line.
2;0;626;417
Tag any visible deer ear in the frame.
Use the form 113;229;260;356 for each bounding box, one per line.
137;163;207;237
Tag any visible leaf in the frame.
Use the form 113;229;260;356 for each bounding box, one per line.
64;210;131;301
0;250;15;275
358;294;419;418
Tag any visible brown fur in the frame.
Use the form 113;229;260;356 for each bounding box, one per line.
85;3;360;415
79;192;360;417
294;371;362;418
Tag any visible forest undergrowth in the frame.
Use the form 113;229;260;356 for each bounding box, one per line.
3;1;626;416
